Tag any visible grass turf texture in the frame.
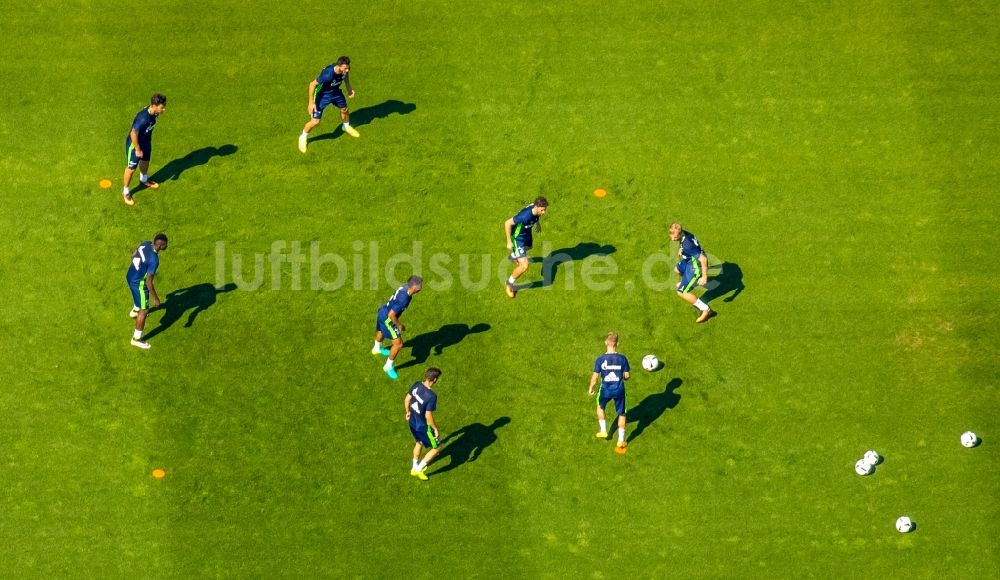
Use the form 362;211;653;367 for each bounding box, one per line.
1;0;998;576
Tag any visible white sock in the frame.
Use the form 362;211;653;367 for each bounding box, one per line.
599;419;607;433
140;173;149;183
618;428;625;443
373;340;381;351
343;122;351;129
694;299;709;312
123;186;130;195
384;358;394;370
301;131;308;138
417;460;426;471
507;276;516;285
132;329;143;340
412;459;419;470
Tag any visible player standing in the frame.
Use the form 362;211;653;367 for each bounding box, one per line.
588;332;631;452
298;56;358;153
126;233;168;349
373;276;423;379
123;94;167;206
670;223;713;323
502;196;549;298
405;367;443;481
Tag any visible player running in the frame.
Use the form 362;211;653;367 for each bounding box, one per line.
298;56;358;152
588;332;631;452
502;196;549;298
373;276;423;379
123;94;167;206
126;233;168;349
670;223;713;323
405;367;443;481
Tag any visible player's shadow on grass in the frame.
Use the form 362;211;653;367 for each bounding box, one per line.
522;242;617;290
431;417;511;476
627;378;682;443
143;283;238;341
311;100;417;142
396;323;491;370
149;144;238;184
701;262;744;304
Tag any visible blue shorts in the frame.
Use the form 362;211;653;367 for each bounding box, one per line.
128;280;149;310
125;138;151;169
676;258;701;294
508;243;531;261
410;422;439;448
375;307;401;340
598;388;627;417
312;89;347;119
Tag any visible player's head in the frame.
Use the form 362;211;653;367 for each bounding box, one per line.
605;331;619;349
149;93;167;114
152;232;168;251
407;275;423;294
423;367;441;385
669;223;683;241
335;56;351;73
532;196;549;215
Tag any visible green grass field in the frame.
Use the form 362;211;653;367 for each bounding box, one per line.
2;0;998;577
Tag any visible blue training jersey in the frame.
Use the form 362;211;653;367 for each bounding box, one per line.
594;353;630;394
407;382;437;428
510;204;540;247
315;64;347;97
130;108;157;143
380;285;412;317
679;230;705;261
126;241;160;284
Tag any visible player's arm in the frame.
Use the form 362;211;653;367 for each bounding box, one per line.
698;252;709;285
388;309;404;333
130;128;143;158
404;393;412;421
344;72;355;98
425;410;439;438
588;372;600;397
307;79;318;114
145;273;161;308
503;218;515;249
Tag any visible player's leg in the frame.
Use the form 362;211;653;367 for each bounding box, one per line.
138;157;159;190
302;118;321;134
372;329;390;355
384;336;403;379
340;107;359;138
334;90;359;137
511;256;530;280
299;96;325;152
416;427;440;476
130;282;151;349
505;252;529;297
123;139;139;205
410;441;427;479
412;442;423;467
595;396;609;438
676;260;712;322
615;394;627;448
420;446;441;471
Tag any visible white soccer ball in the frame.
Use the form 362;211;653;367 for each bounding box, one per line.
854;459;874;476
863;450;881;465
895;516;914;533
960;431;979;448
641;355;659;371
